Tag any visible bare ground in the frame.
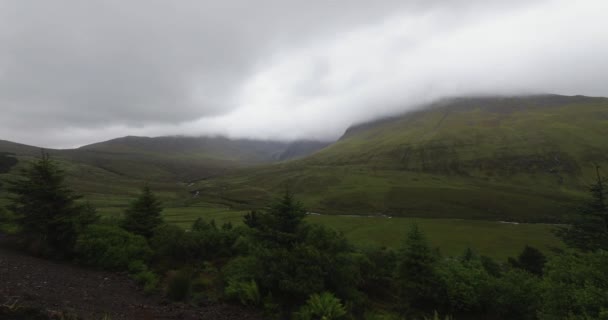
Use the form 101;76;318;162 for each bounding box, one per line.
0;245;261;320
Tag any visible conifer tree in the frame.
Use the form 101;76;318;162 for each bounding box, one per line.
122;184;164;238
7;152;96;255
248;189;307;247
556;166;608;251
395;224;440;314
508;245;546;276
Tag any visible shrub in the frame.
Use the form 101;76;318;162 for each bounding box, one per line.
540;250;608;319
363;311;401;320
150;223;239;268
0;207;19;234
222;256;263;283
191;263;223;304
360;247;397;299
225;279;261;306
295;292;347;320
166;269;193;301
490;269;542;320
508;245;547;276
75;224;151;270
133;269;159;294
436;259;491;313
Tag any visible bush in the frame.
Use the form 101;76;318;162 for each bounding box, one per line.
75;224;151;270
225;279;261;306
166;269;193;301
490;269;542;320
222;256;263;283
191;263;223;304
150;223;240;268
540;250;608;320
508;245;547;276
360;247;398;300
133;269;160;294
363;311;401;320
0;207;19;234
436;259;491;313
295;292;347;320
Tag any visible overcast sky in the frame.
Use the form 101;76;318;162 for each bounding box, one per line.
1;0;607;148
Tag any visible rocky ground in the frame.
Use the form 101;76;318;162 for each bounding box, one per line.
0;244;260;320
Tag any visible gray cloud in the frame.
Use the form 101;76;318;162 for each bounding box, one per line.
0;0;607;147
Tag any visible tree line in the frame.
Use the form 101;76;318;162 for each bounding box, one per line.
1;153;607;319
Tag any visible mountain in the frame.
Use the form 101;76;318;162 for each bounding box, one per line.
0;135;329;209
278;140;331;161
192;95;608;222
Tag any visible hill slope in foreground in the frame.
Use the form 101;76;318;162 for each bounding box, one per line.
193;95;608;222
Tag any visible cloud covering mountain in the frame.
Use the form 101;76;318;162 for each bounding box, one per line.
1;0;607;147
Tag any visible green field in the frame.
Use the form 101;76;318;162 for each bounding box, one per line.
100;204;563;261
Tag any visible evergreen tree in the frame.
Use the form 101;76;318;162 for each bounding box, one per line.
248;189;307;247
556;167;608;251
7;152;96;255
395;224;440;314
508;245;546;276
238;191;362;318
122;184;164;238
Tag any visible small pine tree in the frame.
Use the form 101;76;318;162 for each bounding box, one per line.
556;166;608;251
509;245;546;276
7;152;96;255
122;185;164;238
395;224;440;313
248;189;307;247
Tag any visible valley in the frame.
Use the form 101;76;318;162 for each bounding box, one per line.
3;95;599;260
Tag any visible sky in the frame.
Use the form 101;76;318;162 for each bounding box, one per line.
1;0;607;148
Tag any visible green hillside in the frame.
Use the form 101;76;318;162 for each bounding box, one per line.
191;95;608;222
0;136;328;212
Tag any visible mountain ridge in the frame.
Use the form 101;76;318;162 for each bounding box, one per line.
190;94;608;222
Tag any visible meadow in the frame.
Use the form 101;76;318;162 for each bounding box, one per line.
98;203;562;261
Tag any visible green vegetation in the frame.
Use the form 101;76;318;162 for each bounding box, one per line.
6;152;97;256
1;153;607;319
192;95;608;222
75;224;152;270
295;292;347;320
2;96;608;319
556;166;608;251
122;185;164;238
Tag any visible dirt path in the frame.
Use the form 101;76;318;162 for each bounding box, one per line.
0;246;260;320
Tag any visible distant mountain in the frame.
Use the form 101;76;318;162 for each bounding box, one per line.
193;94;608;222
278;140;331;161
0;135;329;177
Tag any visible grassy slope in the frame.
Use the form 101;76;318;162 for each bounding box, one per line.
0;135;329;209
192;95;608;222
147;205;561;261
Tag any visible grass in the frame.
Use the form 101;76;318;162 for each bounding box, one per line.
1;95;598;261
308;215;562;261
111;204;563;261
190;96;608;222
